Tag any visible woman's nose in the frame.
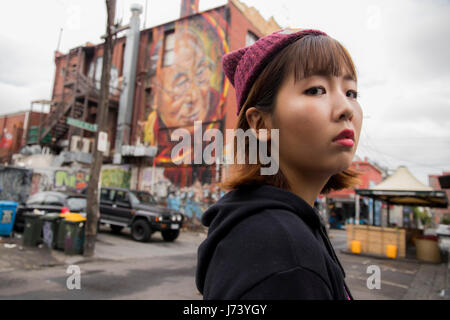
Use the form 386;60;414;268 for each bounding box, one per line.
333;93;354;122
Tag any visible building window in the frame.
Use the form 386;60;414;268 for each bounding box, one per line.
246;31;259;46
163;31;175;67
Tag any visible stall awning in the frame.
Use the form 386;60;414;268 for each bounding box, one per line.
355;189;448;208
355;166;448;208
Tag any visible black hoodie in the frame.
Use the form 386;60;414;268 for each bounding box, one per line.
196;184;353;300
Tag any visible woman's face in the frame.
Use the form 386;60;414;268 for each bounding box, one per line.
270;71;363;178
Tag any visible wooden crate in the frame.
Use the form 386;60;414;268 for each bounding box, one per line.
346;224;406;258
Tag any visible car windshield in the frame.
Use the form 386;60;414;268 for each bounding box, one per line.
132;191;156;205
128;191;141;206
68;197;86;212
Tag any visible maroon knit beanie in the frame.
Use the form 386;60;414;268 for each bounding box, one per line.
222;28;328;115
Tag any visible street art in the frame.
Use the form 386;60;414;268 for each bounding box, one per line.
30;168;90;195
0;166;33;204
42;221;54;248
0;129;13;149
30;172;53;195
101;166;131;189
54;170;90;192
138;166;166;192
138;9;229;188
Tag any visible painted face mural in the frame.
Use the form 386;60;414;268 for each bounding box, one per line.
156;30;213;129
138;11;229;188
141;13;228;156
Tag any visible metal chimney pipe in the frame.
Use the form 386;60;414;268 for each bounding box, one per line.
113;4;142;164
180;0;199;19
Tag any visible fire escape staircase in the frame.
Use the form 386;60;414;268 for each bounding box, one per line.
40;71;100;145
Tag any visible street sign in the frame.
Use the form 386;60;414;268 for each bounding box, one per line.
98;131;108;152
66;117;98;132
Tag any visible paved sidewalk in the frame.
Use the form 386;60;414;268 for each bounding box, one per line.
330;229;449;300
0;226;206;271
402;261;448;299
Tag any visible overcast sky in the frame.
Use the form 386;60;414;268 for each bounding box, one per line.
0;0;449;185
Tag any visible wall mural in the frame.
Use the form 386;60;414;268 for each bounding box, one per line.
100;165;131;189
0;128;13;149
0;167;33;204
136;165;226;220
30;168;55;195
138;10;229;188
54;170;90;192
31;166;131;194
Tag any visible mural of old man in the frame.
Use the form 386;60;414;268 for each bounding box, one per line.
138;12;229;187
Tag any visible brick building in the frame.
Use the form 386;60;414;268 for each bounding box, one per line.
41;0;280;195
0;110;47;163
428;172;450;224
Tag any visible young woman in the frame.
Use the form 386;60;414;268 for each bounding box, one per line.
196;28;363;300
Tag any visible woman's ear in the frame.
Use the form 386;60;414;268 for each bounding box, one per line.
245;107;272;142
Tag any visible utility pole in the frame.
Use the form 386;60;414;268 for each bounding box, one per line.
84;0;116;257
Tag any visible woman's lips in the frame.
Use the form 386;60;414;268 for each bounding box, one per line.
333;129;355;147
334;138;354;147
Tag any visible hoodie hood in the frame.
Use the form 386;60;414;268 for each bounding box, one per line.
196;183;347;295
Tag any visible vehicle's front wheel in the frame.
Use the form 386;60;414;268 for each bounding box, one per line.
161;229;179;242
131;220;151;242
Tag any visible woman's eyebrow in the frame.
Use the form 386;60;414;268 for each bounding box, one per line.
343;74;356;82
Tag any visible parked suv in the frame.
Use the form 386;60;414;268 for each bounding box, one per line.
99;187;183;242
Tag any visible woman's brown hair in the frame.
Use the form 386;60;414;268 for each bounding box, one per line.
220;34;362;193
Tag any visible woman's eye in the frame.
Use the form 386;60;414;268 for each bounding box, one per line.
305;86;326;96
346;90;359;99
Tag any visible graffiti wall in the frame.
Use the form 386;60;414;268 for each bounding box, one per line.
136;165;226;219
30;168;53;195
54;170;90;192
136;8;229;188
29;167;91;194
100;165;132;189
0;166;33;204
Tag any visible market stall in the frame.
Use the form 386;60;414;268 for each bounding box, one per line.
349;166;448;260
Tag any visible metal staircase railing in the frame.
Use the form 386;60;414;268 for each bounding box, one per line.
40;70;97;144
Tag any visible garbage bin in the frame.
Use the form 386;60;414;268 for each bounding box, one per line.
416;235;441;263
56;213;82;250
56;214;67;250
0;201;18;237
23;212;44;247
40;213;62;249
63;214;86;255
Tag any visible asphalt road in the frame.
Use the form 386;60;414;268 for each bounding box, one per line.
0;227;446;300
0;227;204;300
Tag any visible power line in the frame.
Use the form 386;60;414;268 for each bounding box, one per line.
361;135;449;171
359;125;450;168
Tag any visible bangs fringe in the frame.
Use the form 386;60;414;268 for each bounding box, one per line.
290;35;357;82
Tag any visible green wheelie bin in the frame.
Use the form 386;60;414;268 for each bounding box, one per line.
56;213;68;250
22;212;44;247
63;214;86;255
